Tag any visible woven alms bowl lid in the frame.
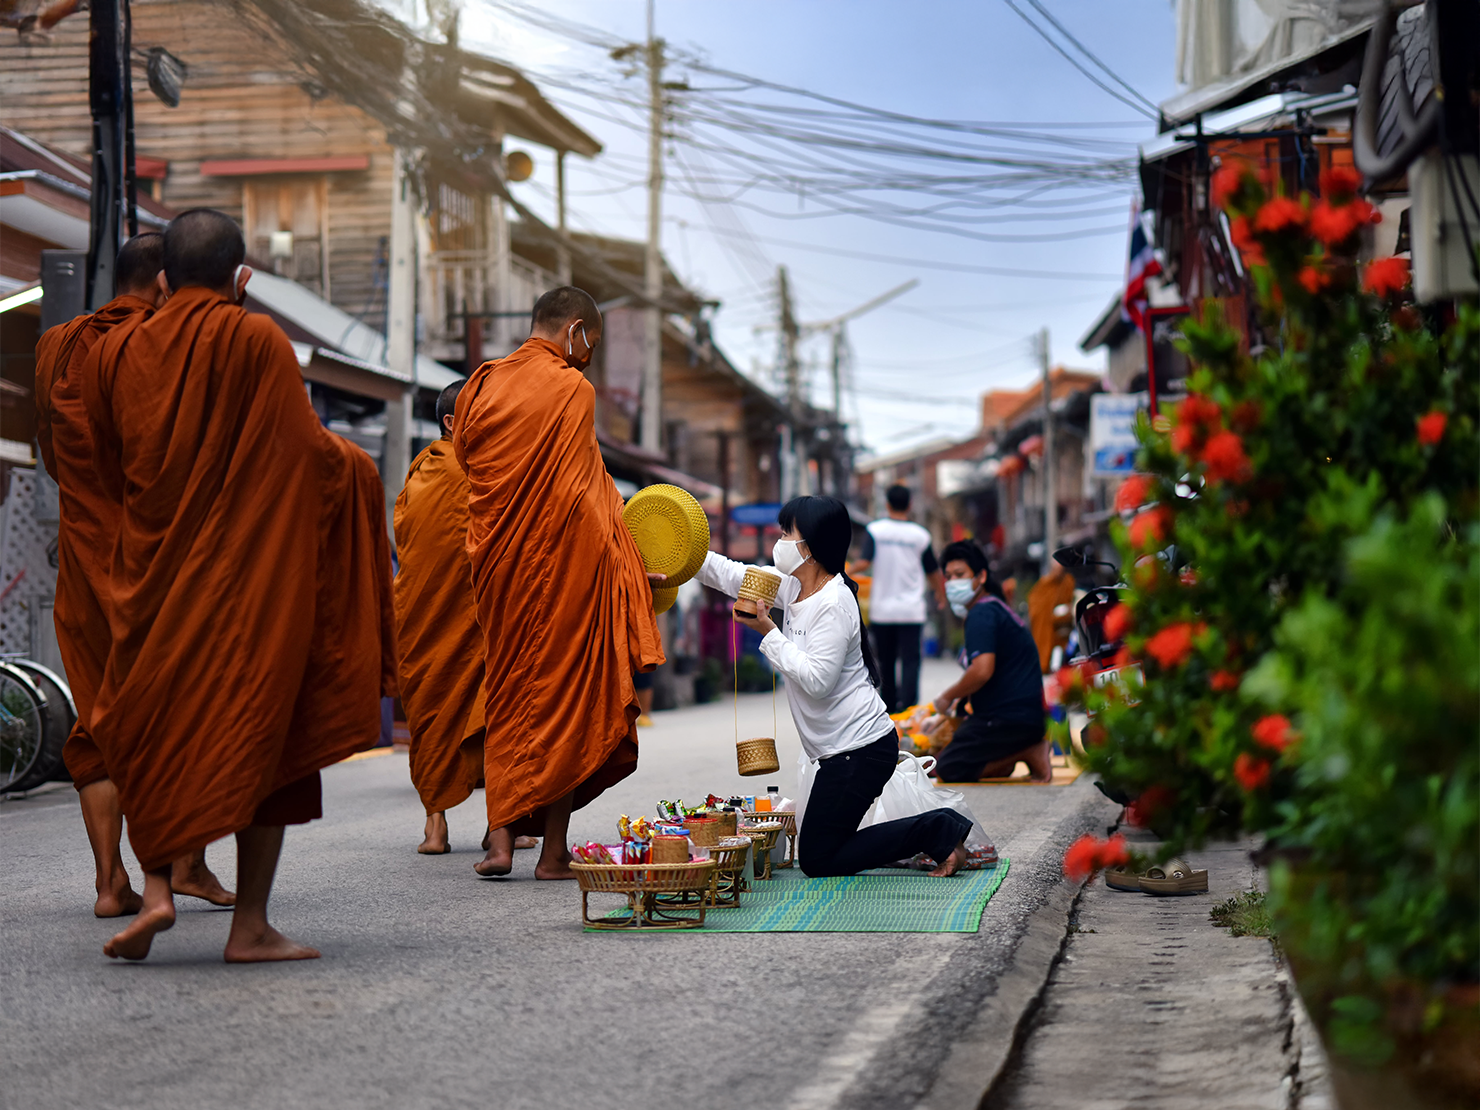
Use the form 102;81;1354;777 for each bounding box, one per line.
652;585;679;614
623;483;711;586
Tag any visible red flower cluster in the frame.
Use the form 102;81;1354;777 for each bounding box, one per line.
1128;506;1173;549
1062;833;1130;880
1253;196;1306;234
1363;256;1409;297
1319;164;1363;200
1125;785;1174;829
1251;714;1293;753
1171;394;1222;456
1201;430;1252;484
1115;473;1153;513
1417;410;1448;446
1298;264;1330;294
1102;603;1132;641
1233;752;1271;791
1145;621;1205;669
1210;670;1241;692
1179;567;1199;587
1229;216;1267;267
1211;161;1254;210
1309;197;1378;247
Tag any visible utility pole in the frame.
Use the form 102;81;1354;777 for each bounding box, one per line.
640;0;664;454
85;0;135;310
1039;326;1056;575
777;265;806;497
384;150;419;537
554;150;571;286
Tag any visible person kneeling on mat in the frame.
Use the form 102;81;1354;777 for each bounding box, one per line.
698;495;971;877
930;541;1052;783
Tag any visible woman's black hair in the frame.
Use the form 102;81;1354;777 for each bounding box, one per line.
940;540;1006;600
777;495;881;688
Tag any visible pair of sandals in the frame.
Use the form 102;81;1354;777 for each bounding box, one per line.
1105;857;1208;895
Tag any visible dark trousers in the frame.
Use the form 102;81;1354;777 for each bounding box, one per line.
799;732;972;877
934;716;1045;783
871;622;922;713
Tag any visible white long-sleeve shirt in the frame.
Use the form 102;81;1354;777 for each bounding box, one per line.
697;551;893;761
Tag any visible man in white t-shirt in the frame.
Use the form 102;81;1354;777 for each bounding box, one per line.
853;485;945;714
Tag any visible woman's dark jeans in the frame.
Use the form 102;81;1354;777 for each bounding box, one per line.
799;732;972;877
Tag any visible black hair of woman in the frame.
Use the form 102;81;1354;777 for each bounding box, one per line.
777;495;882;687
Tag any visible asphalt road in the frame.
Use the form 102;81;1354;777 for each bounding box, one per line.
0;658;1114;1110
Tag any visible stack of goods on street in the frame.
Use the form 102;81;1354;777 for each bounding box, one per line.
570;792;797;929
890;702;959;757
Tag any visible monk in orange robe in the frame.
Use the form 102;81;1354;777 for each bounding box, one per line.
34;233;233;918
395;379;487;854
85;209;396;961
454;286;664;879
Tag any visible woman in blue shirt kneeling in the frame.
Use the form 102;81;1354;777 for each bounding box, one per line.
699;496;972;877
930;541;1051;783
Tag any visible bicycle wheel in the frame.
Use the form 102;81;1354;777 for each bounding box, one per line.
11;661;75;783
0;664;51;794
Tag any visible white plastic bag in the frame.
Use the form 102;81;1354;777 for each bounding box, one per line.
862;752;994;851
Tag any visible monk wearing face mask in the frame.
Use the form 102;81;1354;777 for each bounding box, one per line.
453;286;665;880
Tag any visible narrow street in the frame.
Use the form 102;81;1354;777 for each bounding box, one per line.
1;659;1116;1110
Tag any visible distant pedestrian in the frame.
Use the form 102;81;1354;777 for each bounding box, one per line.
852;485;944;713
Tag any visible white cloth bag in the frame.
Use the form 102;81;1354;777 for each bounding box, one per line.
794;749;993;852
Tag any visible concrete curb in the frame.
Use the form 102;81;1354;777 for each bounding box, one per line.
918;875;1085;1110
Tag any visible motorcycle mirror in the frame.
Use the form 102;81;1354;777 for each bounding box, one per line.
1053;546;1087;568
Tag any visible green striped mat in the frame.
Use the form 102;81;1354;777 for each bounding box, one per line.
593;859;1009;933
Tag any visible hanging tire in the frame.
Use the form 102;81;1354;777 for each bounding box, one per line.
0;663;55;795
10;661;76;784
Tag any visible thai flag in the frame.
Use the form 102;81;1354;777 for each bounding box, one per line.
1121;206;1162;333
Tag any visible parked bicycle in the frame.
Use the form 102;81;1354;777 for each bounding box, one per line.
0;658;76;795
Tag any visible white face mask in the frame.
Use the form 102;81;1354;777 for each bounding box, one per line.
945;578;979;618
773;538;807;576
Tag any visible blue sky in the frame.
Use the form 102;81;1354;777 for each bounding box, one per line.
438;0;1181;454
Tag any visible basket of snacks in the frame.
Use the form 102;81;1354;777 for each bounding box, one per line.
745;809;798;869
570;845;718;930
706;837;752;908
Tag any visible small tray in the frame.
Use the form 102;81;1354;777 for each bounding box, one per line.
745;809;797;869
571;861;718;930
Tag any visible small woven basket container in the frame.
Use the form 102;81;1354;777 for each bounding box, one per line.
737;736;780;777
735;566;783;616
684;815;721;846
650;834;689;865
710;810;739;837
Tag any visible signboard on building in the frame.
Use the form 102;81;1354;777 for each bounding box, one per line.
1090;393;1144;477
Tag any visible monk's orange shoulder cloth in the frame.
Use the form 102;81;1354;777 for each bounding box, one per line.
33;294;154;790
394;438;484;815
82;287;396;871
453;337;663;835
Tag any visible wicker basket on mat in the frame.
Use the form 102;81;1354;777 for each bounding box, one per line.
651;834;689;865
745;809;797;868
737;736;780;776
570;860;717;929
709;809;739;837
685;815;720;846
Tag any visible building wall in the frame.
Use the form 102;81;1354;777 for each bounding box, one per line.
0;0;396;331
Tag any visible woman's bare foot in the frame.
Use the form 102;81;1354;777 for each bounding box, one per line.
103;902;174;959
1024;739;1055;783
928;842;970;877
223;923;320;963
514;835;539;850
171;851;236;906
475;827;514;877
418;812;450;855
94;872;143;918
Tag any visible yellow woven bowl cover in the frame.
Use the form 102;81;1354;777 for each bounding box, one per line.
622;483;711;586
652;585;679;614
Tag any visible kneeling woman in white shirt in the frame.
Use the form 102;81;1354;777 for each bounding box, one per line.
699;495;971;877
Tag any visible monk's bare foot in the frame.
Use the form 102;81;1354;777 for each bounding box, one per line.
223;923;319;963
418;812;450;855
481;827;492;852
514;835;538;850
475;827;514;877
171;853;236;906
928;842;970;877
534;859;577;880
94;876;143;918
103;902;175;960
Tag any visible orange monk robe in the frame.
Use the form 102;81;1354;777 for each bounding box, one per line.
393;438;485;815
33;294;155;789
1027;569;1076;673
453;337;663;836
82;287;397;871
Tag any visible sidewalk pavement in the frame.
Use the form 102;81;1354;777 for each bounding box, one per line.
984;832;1333;1110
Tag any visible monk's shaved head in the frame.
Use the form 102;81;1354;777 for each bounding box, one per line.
435;379;466;437
115;233;164;295
530;286;600;334
163;209;246;293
